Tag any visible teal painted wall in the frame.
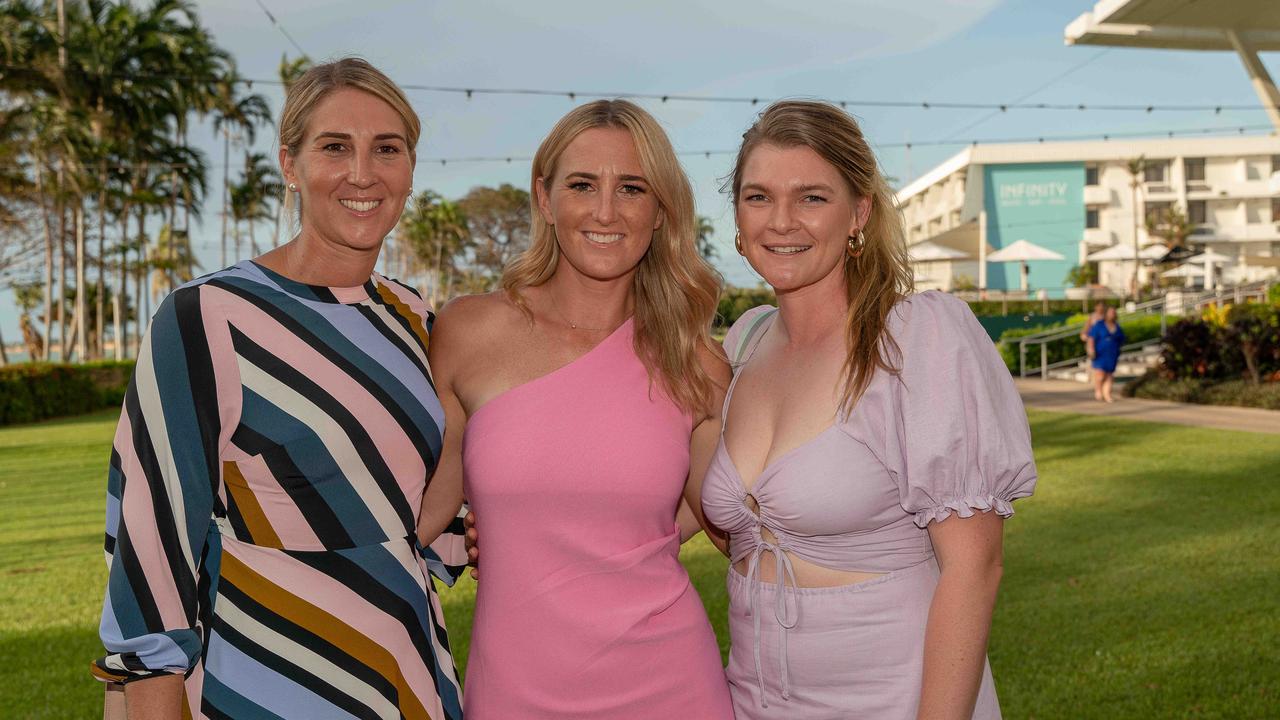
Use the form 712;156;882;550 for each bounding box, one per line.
982;162;1084;296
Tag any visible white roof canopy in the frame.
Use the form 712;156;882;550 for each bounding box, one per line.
1066;0;1280;51
1066;0;1280;130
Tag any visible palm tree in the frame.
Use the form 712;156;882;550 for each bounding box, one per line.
1125;155;1147;301
278;53;312;91
399;190;470;305
230;151;281;259
695;215;717;262
213;73;271;266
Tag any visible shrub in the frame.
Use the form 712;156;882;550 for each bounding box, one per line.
1125;371;1280;410
1226;303;1280;384
717;286;777;328
1268;283;1280;305
1158;318;1241;380
0;360;134;426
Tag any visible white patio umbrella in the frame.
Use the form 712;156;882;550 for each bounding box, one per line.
985;239;1065;291
909;241;971;261
1086;243;1167;261
1162;263;1205;288
1186;250;1233;290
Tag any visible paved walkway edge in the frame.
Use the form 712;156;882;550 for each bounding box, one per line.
1014;378;1280;435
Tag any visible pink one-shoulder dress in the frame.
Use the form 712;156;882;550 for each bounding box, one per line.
461;319;733;719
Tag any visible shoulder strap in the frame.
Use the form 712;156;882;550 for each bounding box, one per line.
729;307;779;366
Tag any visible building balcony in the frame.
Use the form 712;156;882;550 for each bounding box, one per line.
1083;185;1112;205
1190;223;1280;242
1191;176;1280;199
1083;227;1114;245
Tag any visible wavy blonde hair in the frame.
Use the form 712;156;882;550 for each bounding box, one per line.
728;100;913;412
502;100;723;415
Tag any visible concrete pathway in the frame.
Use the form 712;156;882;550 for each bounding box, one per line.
1014;378;1280;435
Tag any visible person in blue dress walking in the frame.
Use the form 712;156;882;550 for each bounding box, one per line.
1087;306;1126;403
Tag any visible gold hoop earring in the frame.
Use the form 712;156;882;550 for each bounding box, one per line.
735;230;744;256
847;229;866;258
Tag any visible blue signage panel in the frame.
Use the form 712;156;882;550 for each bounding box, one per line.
982;162;1084;295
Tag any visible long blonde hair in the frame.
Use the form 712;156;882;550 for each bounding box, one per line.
728;100;913;412
502;100;723;415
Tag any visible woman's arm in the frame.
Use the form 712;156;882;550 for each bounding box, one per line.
681;343;733;555
916;511;1005;720
416;305;469;547
122;675;184;719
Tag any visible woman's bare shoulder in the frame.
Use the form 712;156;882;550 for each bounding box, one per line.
432;292;526;358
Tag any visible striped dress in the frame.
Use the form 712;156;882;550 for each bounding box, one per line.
92;260;467;720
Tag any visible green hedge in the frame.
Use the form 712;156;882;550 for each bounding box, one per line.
1124;372;1280;410
996;315;1165;374
0;361;134;426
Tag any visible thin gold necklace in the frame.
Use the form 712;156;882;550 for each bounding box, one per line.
548;288;623;332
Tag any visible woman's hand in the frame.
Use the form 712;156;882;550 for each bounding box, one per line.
464;510;479;580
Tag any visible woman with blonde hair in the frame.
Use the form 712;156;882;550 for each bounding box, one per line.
701;100;1037;718
428;99;734;718
93;57;467;720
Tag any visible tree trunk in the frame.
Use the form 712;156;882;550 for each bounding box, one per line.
57;189;67;361
97;158;108;360
0;324;8;366
1130;182;1140;301
112;293;122;361
136;205;149;345
221;129;230;267
119;200;131;359
75;204;87;363
34;156;55;362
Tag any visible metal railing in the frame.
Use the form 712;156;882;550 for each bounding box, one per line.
1016;279;1275;379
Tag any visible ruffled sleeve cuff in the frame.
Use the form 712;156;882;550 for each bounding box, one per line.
911;494;1020;528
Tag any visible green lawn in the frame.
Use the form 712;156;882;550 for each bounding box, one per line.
1;409;1277;718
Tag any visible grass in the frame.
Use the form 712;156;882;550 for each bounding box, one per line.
1;409;1277;718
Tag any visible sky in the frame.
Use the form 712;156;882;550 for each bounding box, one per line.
2;0;1277;347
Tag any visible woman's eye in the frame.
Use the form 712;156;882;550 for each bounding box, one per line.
803;195;828;203
620;184;646;195
322;143;346;153
745;193;767;202
376;144;402;154
568;181;592;192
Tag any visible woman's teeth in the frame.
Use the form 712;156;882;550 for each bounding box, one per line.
340;199;381;212
767;245;810;255
585;232;624;244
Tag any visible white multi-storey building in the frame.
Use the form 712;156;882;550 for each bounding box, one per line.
895;134;1280;296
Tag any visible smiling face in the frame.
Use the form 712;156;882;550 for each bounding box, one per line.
535;126;663;283
279;87;414;255
736;143;869;295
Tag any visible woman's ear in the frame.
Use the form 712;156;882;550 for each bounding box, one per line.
534;176;555;226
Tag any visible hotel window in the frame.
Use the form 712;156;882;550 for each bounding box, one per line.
1188;200;1207;225
1145;201;1172;225
1085;165;1099;186
1144;162;1168;184
1185;158;1206;183
1085;207;1100;229
1272;155;1280;174
1273;196;1280;223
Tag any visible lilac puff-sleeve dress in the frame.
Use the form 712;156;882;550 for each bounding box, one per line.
703;291;1037;719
